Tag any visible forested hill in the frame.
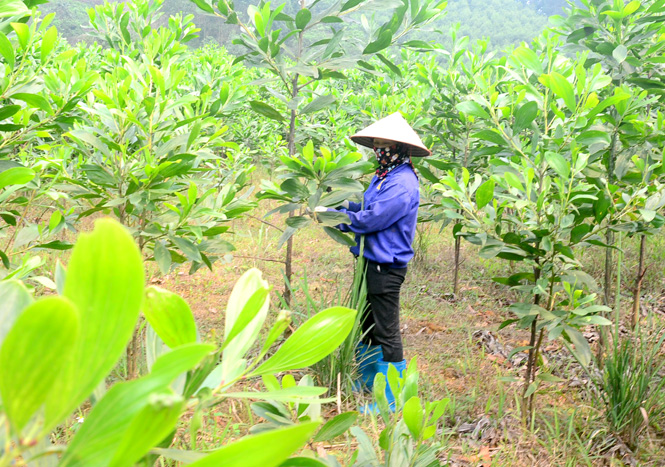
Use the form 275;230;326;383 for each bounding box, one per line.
43;0;570;50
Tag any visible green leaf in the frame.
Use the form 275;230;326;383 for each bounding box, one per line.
172;237;202;262
0;0;28;19
0;33;15;67
472;129;506;146
341;0;364;12
479;242;503;259
0;297;78;432
507;346;533;360
153;241;171;274
403;396;424;439
0;166;35;190
33;240;73;251
514;101;538;133
639;209;656;222
62;344;213;467
544;152;570;179
475;179;495;209
40;26;57;62
612;44;628;63
503;172;524;191
250;306;356;375
0;104;21;120
188;422;319;467
11;92;51;112
142;287;198;348
547;72;576;112
301;95;335;114
220;269;270;382
191;0;214;13
45;219;145;432
223;287;270;349
224;386;329;402
313;411;358;442
624;0;641;15
376;53;402;77
513;46;542;75
250;101;284;122
565;328;591;367
0;280;32;344
286;215;312;229
108;394;184;467
316;210;350;226
10;22;30;51
281;178;310;198
323;227;356;247
416;165;439;184
295;8;311;29
281;458;329;467
456;100;490;119
363;30;392;54
570;224;591;244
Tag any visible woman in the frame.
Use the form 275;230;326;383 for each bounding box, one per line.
326;112;430;411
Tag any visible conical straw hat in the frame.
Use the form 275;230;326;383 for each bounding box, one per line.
350;112;431;157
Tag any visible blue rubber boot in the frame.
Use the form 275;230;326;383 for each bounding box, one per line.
361;358;407;415
353;343;383;392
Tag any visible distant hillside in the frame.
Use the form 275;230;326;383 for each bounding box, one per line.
40;0;572;50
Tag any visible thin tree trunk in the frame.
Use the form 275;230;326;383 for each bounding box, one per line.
127;324;139;379
283;103;297;306
282;14;302;306
521;317;539;422
453;226;461;296
521;266;541;423
632;234;647;328
604;231;614;306
599;130;618;362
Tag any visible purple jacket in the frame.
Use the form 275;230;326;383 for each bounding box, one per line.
335;163;419;268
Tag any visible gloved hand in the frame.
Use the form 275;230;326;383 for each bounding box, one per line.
339;200;350;209
306;206;328;222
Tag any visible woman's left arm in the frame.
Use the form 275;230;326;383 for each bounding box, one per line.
336;184;410;234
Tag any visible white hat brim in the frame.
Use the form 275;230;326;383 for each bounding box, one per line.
350;112;431;157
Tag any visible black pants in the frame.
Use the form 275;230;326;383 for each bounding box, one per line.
361;261;407;362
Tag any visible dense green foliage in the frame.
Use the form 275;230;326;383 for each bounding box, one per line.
43;0;560;49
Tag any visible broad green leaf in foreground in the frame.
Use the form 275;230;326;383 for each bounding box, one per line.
223;386;330;402
221;268;270;383
0;166;35;190
403;396;424;439
61;343;214;467
0;280;33;344
0;297;79;432
142;286;198;348
108;393;185;467
312;411;359;442
250;306;356;376
188;421;320;467
0;0;29;18
45;218;145;431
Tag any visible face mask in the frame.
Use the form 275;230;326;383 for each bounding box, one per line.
373;143;412;179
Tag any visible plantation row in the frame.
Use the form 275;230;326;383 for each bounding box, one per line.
1;0;665;464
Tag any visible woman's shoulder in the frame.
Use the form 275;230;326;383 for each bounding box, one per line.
389;164;419;187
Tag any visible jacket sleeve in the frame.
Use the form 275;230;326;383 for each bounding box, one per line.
336;184;410;234
346;201;362;213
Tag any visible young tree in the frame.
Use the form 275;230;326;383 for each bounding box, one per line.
189;0;446;303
